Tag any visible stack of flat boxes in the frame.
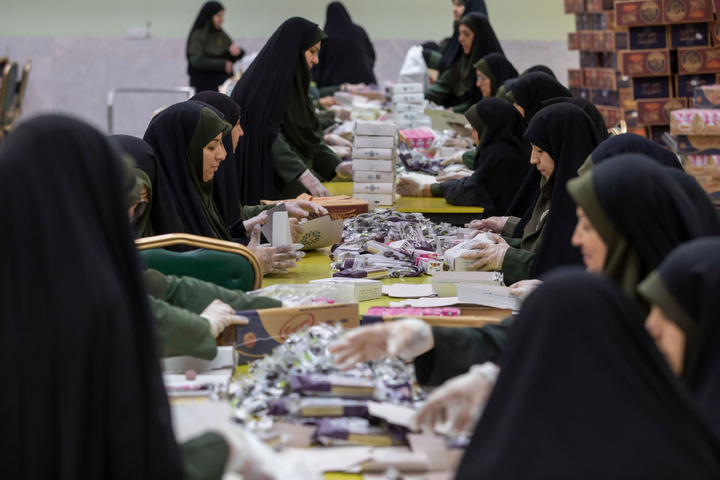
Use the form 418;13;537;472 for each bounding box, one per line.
668;84;720;204
566;0;639;134
391;83;430;129
615;0;720;143
352;120;398;206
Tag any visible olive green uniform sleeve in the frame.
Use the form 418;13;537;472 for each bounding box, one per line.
501;247;536;286
271;131;340;199
241;203;274;221
462;149;477;170
148;296;218;360
505;237;522;248
425;50;443;71
163;274;282;312
424;69;455;106
187;31;227;72
182;433;229;480
430;183;444;197
502;216;521;237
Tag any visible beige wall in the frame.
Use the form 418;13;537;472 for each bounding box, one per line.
0;0;574;41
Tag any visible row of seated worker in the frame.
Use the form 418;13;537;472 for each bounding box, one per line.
5;111;720;478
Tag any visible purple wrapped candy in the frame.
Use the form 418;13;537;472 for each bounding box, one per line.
290;374;377;398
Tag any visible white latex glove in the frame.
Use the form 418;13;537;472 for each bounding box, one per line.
331;106;352;122
247;225;299;275
396;176;425;197
334;161;354;180
466;216;509;234
509;279;543;302
242;210;269;234
228;44;242;57
448;122;472;138
413;362;499;436
285;199;328;219
461;233;510;271
325;133;354;148
440;150;467;166
289;218;302;243
319;96;338;109
199;299;249;338
214;422;322;480
329;319;434;370
299;169;330;198
437;169;472;182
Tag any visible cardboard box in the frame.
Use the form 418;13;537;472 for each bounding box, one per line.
597;105;623;126
456;283;522;311
568;32;580;50
393;102;425;113
353;170;395;183
615;0;664;26
355;121;396;137
391;92;424;104
429;271;504;297
583;68;622;90
627;125;648;136
682;154;720;175
352;159;394;172
308;278;383;302
628;25;669;49
260;195;369;221
353;147;395;160
663;0;714;23
712;20;720;46
442;233;497;272
625;109;640;126
671;22;712;48
676;73;718;98
570;87;592;101
677;47;720;74
398;127;435;149
569;69;584;88
580;31;628;51
632;76;673;99
354;135;395;148
693;84;720;108
620;88;638;109
604;31;629;51
620;49;676;76
592;88;621;107
672;134;720;154
585;0;616;12
646;125;670;144
391;83;423;94
352;192;395;206
564;0;586;14
352;183;395;195
637;98;688;125
233;303;360;362
671;108;720;135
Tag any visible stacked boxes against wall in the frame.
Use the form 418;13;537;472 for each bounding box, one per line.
352;120;398;206
667;84;720;204
615;0;720;143
391;83;431;129
566;0;640;135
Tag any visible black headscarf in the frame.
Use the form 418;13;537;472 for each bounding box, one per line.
189;91;243;226
590;132;682;169
231;17;327;205
439;0;490;73
143;101;233;240
313;2;377;87
523;103;601;278
464;97;530;214
638;238;720;441
568;154;720;306
456;268;720;480
189;1;224;33
512;72;572;125
542;97;609;142
474;52;518;97
0;115;182;479
521;64;557;79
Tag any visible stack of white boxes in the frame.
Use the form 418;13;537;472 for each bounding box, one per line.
392;83;430;129
352;120;397;206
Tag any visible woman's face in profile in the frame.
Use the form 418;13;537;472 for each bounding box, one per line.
212;10;225;30
202;133;226;182
305;41;321;70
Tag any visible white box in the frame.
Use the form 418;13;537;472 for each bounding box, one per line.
353;170;395;183
392;92;425;104
352;183;395;195
352;159;395;172
393;102;426;113
356;120;397;136
353;192;395;206
391;83;423;94
353;147;395;160
309;278;383;302
443;233;495;271
457;283;521;311
430;271;504;297
354;135;396;148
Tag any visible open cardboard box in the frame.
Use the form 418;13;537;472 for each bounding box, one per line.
362;305;511;328
261;194;369;221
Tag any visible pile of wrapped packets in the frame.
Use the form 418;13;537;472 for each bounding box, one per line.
230;324;459;450
331;209;474;278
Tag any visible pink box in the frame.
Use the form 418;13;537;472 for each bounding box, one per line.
671;109;720;135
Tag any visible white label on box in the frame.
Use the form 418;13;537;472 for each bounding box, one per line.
391;83;423;94
353;147;395;160
392;92;425;104
352;159;395;172
457;283;521;311
354;135;396;148
353;170;395;183
393;102;426;113
352;183;395;194
355;120;397;136
353;193;395;206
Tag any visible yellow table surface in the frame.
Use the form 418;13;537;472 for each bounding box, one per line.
325;182;484;215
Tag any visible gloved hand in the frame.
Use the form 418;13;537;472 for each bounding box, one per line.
466;216;509;234
324;133;354;148
199;299;249;338
440;150;467;166
285;199;328;219
413;362;499;436
214;422;322;480
319;96;338;109
289;218;302;243
242;210;269;234
248;225;299;275
509;279;543;302
397;176;426;197
461;233;510;271
437;169;472;182
330;106;352;122
334;161;354;179
329;319;434;370
299;169;330;197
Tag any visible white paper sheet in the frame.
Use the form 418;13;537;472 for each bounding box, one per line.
296;215;344;251
382;284;436;298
